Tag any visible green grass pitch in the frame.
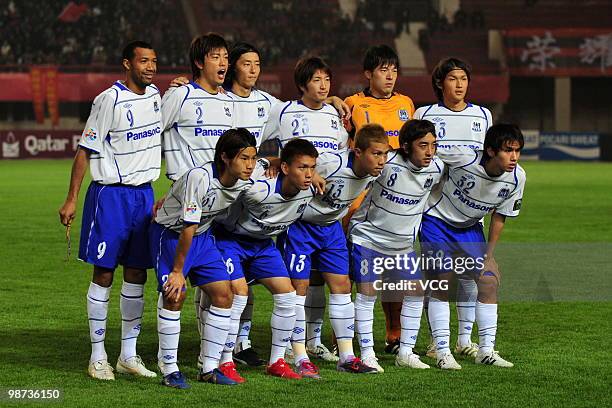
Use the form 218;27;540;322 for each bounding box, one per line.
0;160;610;407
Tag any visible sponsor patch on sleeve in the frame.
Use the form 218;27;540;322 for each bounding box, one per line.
513;199;522;211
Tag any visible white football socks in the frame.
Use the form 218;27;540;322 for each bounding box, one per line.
87;282;111;363
399;295;424;357
269;291;296;364
200;305;231;373
157;307;180;376
291;295;308;363
119;281;144;361
456;278;477;347
305;285;326;349
428;297;451;356
329;293;355;362
220;295;248;364
355;293;376;359
476;301;498;353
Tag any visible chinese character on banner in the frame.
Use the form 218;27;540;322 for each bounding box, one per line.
520;31;561;72
579;33;612;72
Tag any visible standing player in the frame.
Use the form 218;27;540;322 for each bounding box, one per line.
414;58;493;358
422;124;525;369
58;41;160;380
348;120;444;372
278;124;390;375
151;129;260;388
342;45;416;355
260;56;350;362
214;139;318;380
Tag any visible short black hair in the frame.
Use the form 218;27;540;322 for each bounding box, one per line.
122;41;154;62
294;57;332;95
431;57;472;101
214;128;257;173
224;42;260;88
189;33;227;80
280;139;319;165
363;45;400;72
398;119;436;159
484;124;524;156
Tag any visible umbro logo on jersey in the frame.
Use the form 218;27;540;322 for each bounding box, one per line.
123;103;132;109
297;203;307;213
398;109;409;121
431;117;444;123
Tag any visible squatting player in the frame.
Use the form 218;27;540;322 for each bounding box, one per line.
422;124;526;369
58;41;160;380
151;129;261;388
348;119;444;372
214;139;318;380
415;57;493;359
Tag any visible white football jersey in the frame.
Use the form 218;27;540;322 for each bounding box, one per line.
155;161;265;235
227;88;281;147
219;173;315;239
78;81;162;185
414;103;492;151
161;82;234;180
426;149;526;228
348;151;445;254
261;100;349;152
302;150;378;225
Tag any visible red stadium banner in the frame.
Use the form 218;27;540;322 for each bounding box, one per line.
504;28;612;76
0;71;509;104
46;67;60;126
0;130;81;159
29;67;45;123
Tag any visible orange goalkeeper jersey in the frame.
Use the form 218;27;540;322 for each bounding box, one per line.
344;89;415;148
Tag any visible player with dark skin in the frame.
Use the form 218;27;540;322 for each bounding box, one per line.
59;45;157;289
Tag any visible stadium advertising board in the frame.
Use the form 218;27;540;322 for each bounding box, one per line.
539;132;600;160
0;130;80;159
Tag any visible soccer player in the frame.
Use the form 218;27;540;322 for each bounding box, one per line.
58;41;160;380
342;45;416;354
414;58;493;358
214;139;318;380
344;45;415;149
151;128;260;388
260;56;350;362
278;124;390;375
161;32;233;181
421;123;525;369
348;119;445;372
160;33;234;348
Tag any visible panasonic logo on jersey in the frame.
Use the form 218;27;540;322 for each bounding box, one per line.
386;130;399;136
452;189;494;212
126;126;161;141
380;189;420;205
311;141;339;149
195;128;226;137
